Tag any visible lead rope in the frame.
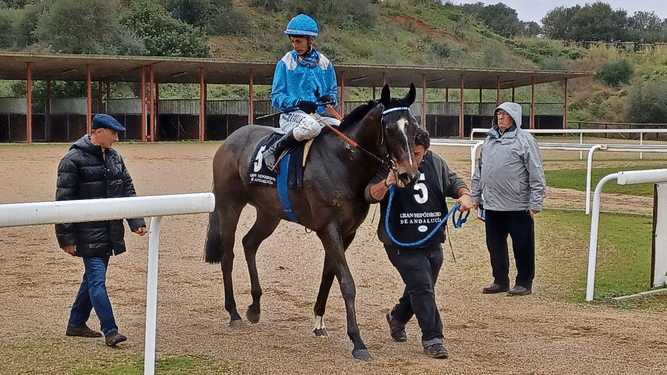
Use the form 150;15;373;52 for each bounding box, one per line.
384;184;469;248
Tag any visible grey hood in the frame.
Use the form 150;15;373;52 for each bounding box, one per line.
493;102;522;128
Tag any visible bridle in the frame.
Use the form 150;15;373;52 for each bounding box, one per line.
314;104;415;170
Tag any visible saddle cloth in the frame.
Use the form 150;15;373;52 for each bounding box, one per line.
248;133;304;190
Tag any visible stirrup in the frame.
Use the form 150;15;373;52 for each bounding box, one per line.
267;151;288;172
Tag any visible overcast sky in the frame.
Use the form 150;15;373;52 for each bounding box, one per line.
453;1;667;24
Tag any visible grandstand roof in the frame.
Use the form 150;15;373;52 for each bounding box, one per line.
0;52;591;89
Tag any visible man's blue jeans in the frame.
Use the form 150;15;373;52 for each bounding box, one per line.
67;256;118;336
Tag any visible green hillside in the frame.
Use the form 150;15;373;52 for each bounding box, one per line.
1;0;666;124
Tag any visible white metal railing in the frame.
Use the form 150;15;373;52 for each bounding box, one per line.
586;169;667;301
433;136;667;214
0;193;215;375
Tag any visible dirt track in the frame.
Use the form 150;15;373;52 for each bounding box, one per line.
1;142;666;374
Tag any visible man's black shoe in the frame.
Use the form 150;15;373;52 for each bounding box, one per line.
105;331;127;347
482;283;509;294
386;311;407;342
508;286;532;296
424;343;448;358
66;324;102;338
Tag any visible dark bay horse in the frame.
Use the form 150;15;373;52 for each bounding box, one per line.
205;84;420;359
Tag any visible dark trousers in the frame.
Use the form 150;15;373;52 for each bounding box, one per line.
384;243;444;347
485;210;535;289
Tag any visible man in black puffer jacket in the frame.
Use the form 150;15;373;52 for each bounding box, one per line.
55;114;147;347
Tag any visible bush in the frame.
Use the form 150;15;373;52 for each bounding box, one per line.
624;79;667;123
596;59;634;87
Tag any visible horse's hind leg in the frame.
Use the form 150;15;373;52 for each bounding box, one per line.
212;199;246;327
242;212;280;324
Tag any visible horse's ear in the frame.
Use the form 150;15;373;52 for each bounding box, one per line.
404;83;416;106
380;84;390;107
368;102;384;123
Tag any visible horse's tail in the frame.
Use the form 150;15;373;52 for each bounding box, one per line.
204;209;223;264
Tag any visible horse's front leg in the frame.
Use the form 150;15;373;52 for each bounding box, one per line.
313;233;356;337
215;199;246;327
317;226;370;360
313;254;335;336
242;213;281;324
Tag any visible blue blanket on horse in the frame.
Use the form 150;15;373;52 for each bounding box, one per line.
248;132;304;190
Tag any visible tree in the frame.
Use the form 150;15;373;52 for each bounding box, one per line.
459;2;523;38
543;2;629;42
32;0;142;54
168;0;250;35
627;11;667;43
542;6;579;40
120;0;210;57
284;0;377;31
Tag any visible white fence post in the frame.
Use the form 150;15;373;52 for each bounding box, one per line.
0;193;215;375
586;169;667;301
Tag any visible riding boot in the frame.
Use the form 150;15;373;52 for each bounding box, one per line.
262;130;300;170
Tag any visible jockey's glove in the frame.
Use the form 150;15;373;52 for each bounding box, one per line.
316;95;334;105
298;100;318;114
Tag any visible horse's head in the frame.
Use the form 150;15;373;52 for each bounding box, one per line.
379;83;420;188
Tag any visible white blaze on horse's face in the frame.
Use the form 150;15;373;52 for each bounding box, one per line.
394;117;415;188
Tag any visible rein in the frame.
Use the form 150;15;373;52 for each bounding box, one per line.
312;105;410;167
384;184;469;248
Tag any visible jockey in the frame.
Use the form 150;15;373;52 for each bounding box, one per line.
263;14;340;169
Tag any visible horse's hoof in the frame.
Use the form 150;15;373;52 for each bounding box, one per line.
313;328;328;337
246;309;260;324
229;319;243;328
352;348;371;360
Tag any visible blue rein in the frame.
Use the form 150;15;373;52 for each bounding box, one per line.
384;184;469;248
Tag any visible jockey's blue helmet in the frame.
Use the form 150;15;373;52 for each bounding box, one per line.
284;14;318;38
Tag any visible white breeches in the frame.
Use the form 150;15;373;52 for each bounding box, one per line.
279;110;341;141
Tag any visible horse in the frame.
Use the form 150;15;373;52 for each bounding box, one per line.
205;84;421;360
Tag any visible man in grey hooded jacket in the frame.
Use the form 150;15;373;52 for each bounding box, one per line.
471;102;546;296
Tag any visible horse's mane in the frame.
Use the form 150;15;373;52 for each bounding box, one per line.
337;100;380;132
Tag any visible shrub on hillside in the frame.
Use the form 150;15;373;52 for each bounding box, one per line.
596;59;634;87
624;79;667;123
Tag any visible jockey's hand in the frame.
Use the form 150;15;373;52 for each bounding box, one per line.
298;100;318;113
317;94;334;105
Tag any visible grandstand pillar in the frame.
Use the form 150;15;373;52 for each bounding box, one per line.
98;80;103;114
422;74;426;128
86;63;92;134
149;65;155;142
141;66;147;142
46;80;51;142
496;76;500;105
340;70;345;117
563;78;567;129
459;74;465;138
200;67;206;141
26;62;32;143
530;76;535;129
248;68;254;126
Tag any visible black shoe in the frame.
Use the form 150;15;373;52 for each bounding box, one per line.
386;310;407;342
424;343;448;358
508;286;532;296
262;131;299;170
482;283;509;294
105;331;127;346
66;324;102;338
